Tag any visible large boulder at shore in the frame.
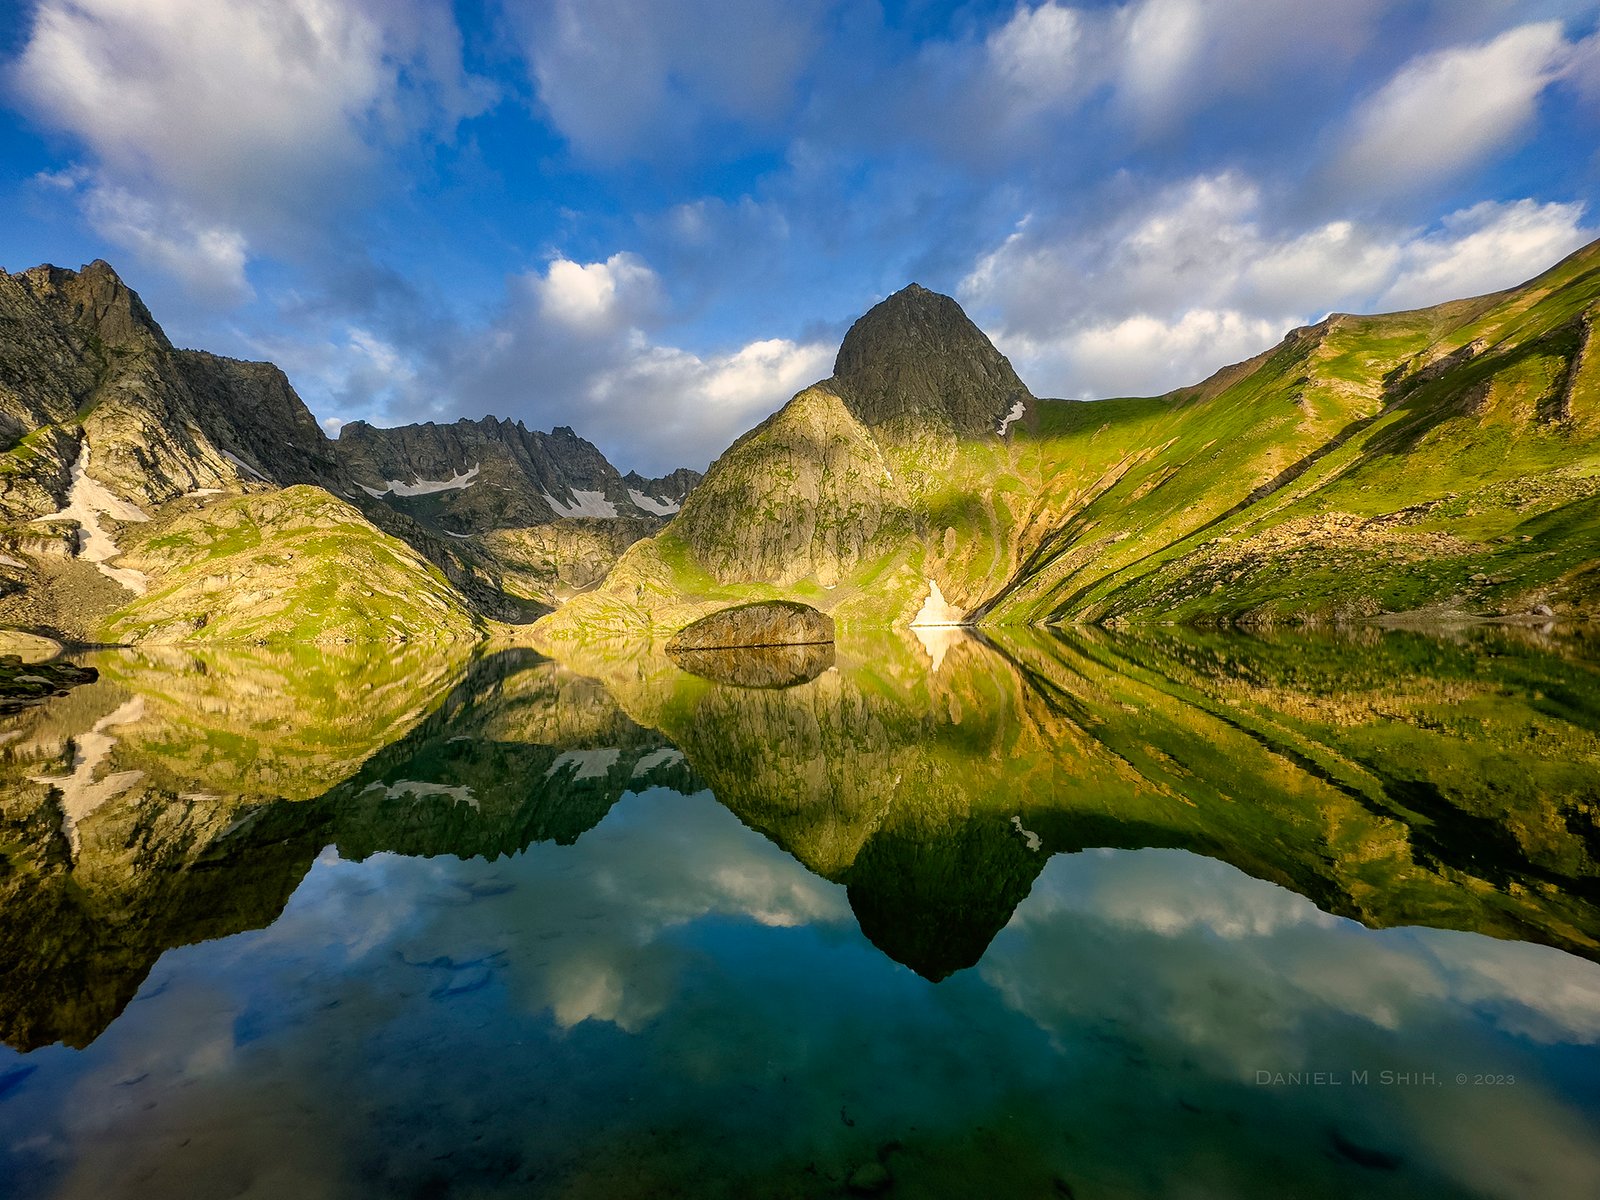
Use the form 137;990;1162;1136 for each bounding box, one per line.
666;600;834;651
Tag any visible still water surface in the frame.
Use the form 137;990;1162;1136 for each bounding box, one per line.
2;627;1599;1198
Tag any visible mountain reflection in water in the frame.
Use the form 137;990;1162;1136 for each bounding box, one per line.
2;626;1599;1197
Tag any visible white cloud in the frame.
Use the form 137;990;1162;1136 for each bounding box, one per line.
536;253;662;333
960;171;1593;399
1378;198;1593;309
508;0;830;161
585;336;834;468
79;183;253;305
986;1;1089;112
267;244;832;473
9;0;491;298
1023;309;1286;398
1335;22;1571;195
15;0;384;215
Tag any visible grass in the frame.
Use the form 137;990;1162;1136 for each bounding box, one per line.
101;486;483;645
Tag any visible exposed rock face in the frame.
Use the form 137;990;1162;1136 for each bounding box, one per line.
333;418;698;529
829;283;1033;437
667;600;834;649
543;283;1035;637
0;259;702;635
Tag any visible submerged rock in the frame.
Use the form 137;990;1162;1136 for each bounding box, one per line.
666;600;834;651
0;654;97;713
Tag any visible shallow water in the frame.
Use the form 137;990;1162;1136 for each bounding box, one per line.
2;627;1600;1198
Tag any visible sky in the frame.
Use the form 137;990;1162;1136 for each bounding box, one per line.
1;1;1598;475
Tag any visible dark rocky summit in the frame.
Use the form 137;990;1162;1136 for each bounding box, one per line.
829;282;1033;436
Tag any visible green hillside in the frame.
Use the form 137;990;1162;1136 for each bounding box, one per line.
540;241;1600;641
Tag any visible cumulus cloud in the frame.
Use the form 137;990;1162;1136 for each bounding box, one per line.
960;172;1593;399
536;253;662;333
77;183;254;306
583;336;833;469
1334;22;1572;197
258;250;832;474
1378;198;1593;309
9;0;492;298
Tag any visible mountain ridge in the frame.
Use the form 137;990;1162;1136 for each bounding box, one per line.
0;259;703;639
5;242;1600;647
538;236;1600;642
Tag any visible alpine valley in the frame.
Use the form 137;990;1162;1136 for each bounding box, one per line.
2;239;1599;651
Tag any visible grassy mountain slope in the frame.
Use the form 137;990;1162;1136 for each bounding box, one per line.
994;241;1600;625
101;485;482;644
542;241;1600;640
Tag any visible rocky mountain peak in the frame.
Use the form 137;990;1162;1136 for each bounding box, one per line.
829;283;1032;435
17;259;170;354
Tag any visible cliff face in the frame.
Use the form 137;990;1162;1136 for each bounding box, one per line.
334;418;697;529
0;260;701;637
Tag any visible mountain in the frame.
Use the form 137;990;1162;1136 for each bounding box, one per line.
0;260;700;640
6;240;1599;648
539;240;1600;640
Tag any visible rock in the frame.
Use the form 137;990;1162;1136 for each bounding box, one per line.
846;1161;892;1195
1532;603;1555;617
831;282;1033;436
666;600;834;651
0;654;97;713
668;642;835;689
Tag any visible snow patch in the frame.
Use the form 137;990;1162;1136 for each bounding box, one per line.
0;554;25;570
631;747;685;777
910;578;965;627
362;779;479;810
543;489;619;518
185;487;223;498
222;449;267;481
912;624;968;673
997;400;1026;436
628;489;681;516
1011;815;1041;852
444;530;473;539
546;748;622;780
358;463;480;498
31;444;150;594
30;696;147;861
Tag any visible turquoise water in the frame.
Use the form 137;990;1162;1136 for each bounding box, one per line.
2;629;1600;1197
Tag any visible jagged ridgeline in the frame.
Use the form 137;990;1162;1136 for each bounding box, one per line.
542;241;1600;639
0;261;699;641
5;241;1599;645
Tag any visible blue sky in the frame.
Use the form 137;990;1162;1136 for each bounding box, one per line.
2;1;1598;473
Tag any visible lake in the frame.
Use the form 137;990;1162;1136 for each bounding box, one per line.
2;625;1599;1198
